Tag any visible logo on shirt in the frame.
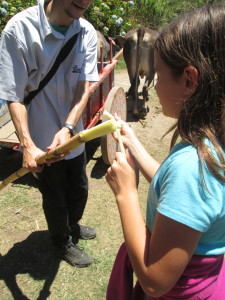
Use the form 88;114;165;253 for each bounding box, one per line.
72;65;81;73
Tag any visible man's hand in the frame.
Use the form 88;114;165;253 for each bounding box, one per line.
23;145;45;173
45;127;71;165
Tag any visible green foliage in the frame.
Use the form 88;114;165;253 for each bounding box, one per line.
114;56;126;70
132;0;224;30
85;0;225;35
84;0;135;36
0;0;36;33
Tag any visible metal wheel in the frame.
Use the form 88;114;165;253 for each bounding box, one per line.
101;86;127;165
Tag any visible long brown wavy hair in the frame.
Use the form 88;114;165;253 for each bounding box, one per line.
154;5;225;183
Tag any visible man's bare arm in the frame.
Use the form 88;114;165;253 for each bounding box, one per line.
8;101;44;172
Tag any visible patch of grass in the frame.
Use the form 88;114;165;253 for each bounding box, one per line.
115;56;126;70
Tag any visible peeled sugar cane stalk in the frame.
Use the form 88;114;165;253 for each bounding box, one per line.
0;119;122;192
103;110;114;120
116;128;126;156
103;110;126;156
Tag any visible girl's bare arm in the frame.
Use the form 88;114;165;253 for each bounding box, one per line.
116;120;160;182
106;152;201;298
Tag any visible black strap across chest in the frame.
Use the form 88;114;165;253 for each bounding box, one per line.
24;32;79;105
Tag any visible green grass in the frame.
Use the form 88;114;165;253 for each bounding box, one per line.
115;56;126;70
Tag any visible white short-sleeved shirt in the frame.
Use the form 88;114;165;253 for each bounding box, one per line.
0;0;99;159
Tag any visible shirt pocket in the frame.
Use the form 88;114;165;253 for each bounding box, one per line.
64;52;86;87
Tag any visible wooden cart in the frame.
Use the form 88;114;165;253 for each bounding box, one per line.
0;43;126;165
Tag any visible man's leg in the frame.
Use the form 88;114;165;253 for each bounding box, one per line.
66;152;96;243
36;157;92;267
37;160;69;244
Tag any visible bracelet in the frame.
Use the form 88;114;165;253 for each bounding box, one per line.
63;123;77;136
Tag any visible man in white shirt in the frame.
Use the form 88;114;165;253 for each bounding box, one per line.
0;0;98;267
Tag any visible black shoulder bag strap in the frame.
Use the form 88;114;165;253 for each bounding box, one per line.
24;32;80;105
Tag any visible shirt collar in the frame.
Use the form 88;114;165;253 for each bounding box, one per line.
38;0;83;41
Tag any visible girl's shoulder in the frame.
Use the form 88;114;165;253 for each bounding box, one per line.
152;141;199;195
163;141;198;170
156;141;224;200
164;139;224;168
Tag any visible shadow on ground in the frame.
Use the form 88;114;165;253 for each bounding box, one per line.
126;92;150;122
0;148;38;188
0;230;60;300
86;137;109;179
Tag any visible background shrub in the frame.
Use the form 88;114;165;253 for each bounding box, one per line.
0;0;36;33
132;0;224;30
84;0;135;36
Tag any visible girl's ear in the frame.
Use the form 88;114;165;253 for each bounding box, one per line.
183;66;198;96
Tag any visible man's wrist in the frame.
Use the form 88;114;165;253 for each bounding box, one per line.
62;123;77;136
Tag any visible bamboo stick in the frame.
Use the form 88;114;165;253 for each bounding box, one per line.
0;119;121;192
0;168;30;191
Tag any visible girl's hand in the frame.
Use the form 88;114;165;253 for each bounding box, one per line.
113;113;138;148
106;150;138;200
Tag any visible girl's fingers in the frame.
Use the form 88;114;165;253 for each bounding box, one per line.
115;151;127;163
126;149;135;167
106;166;112;175
114;150;134;171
